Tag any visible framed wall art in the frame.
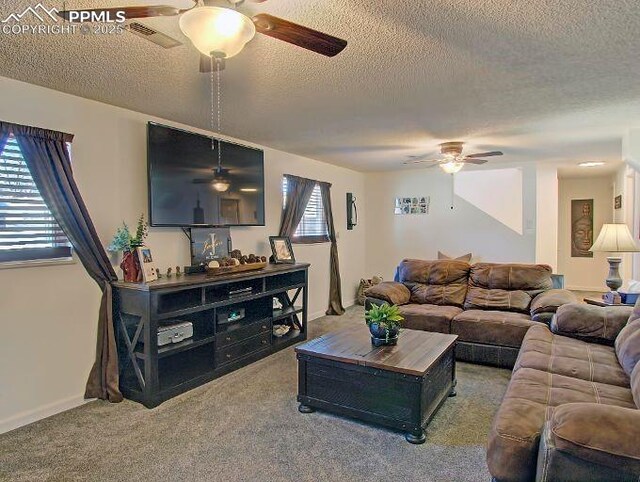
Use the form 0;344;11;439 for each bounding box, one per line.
570;199;594;258
394;196;430;215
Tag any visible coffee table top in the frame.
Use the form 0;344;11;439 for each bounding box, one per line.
295;325;457;376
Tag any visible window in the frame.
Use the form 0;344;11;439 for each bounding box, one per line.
0;134;72;263
282;176;329;243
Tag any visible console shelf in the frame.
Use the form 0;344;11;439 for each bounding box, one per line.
112;263;310;407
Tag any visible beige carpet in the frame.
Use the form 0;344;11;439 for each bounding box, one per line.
0;306;511;482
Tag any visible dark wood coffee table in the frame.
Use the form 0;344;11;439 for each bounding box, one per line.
295;325;458;443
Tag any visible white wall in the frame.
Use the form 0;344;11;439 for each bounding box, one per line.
0;76;366;433
535;166;559;271
612;165;636;283
557;176;613;291
622;130;640;280
364;166;537;280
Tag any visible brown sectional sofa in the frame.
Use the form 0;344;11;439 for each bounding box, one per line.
487;301;640;482
365;259;577;367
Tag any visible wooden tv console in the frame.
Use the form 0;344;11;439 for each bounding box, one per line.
112;263;309;407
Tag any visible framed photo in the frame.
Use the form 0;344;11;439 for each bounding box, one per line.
136;246;158;282
615;195;622;210
269;236;295;264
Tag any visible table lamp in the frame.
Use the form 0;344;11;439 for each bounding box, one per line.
589;223;640;293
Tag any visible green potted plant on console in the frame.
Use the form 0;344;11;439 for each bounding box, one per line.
365;302;404;346
108;214;148;282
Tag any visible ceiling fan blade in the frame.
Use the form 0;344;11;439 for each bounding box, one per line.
126;22;183;49
199;55;226;73
252;14;347;57
57;5;183;22
402;159;440;165
465;151;503;159
464;159;489;165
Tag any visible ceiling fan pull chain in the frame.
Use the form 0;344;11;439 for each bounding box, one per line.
209;54;223;170
217;57;222;169
450;173;455;210
210;55;215;153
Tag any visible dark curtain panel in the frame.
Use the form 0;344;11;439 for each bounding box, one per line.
0;130;9;156
279;174;317;237
1;120;123;402
319;181;345;315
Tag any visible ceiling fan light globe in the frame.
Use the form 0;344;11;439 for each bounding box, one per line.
440;161;464;174
212;180;231;192
179;6;255;59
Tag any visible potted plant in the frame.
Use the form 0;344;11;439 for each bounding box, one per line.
365;302;404;347
108;214;148;282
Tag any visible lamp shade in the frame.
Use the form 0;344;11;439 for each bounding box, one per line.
590;223;640;253
179;6;255;59
440;161;464;174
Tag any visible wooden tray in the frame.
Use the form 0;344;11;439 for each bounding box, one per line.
206;261;267;276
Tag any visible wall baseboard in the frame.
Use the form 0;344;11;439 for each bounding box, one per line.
0;394;90;435
308;299;356;322
567;286;607;292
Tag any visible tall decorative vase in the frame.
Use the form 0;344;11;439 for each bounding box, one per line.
120;250;141;282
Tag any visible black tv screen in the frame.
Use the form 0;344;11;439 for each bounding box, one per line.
148;123;265;227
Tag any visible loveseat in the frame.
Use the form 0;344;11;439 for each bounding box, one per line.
487;301;640;482
365;259;576;367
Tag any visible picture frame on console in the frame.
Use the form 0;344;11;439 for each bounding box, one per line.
136;246;158;283
269;236;295;264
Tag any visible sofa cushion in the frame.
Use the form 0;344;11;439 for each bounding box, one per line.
615;319;640;376
530;289;577;316
486;367;635;482
398;304;462;333
549;403;640;475
364;281;411;305
615;299;640;375
451;309;536;348
515;324;629;388
397;259;470;307
465;263;553;313
552;303;632;345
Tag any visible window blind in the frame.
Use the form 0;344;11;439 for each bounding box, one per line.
282;176;329;243
0;134;72;263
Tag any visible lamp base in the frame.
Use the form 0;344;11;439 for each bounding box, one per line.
605;256;623;292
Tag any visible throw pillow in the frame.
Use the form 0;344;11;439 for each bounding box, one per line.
438;251;472;262
356;276;383;305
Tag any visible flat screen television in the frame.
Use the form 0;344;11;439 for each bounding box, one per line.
148;122;265;227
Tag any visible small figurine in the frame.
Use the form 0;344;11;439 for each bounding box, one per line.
176;266;181;276
166;267;172;277
155;268;162;279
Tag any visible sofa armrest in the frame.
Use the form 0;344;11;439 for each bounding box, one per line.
551;303;633;345
531;289;577;316
537;403;640;480
364;281;410;306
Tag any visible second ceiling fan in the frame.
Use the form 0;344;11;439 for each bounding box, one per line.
403;142;503;173
58;0;348;72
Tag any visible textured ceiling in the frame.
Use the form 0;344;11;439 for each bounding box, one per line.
1;0;640;173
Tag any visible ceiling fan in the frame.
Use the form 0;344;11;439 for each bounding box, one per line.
57;0;348;72
403;142;503;173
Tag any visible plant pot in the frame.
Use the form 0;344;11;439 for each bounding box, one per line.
368;322;399;347
120;250;142;283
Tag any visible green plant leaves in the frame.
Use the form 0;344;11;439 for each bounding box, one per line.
364;302;404;328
